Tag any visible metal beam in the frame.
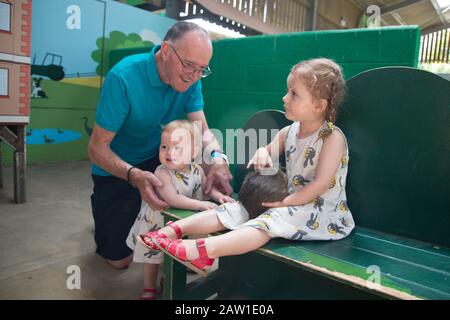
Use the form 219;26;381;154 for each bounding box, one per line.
430;0;448;25
380;0;426;15
306;0;318;31
166;0;184;19
422;22;450;34
194;0;288;34
377;0;408;25
390;11;407;25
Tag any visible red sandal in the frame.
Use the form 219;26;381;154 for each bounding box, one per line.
140;277;163;300
140;288;157;300
136;221;182;250
156;237;215;277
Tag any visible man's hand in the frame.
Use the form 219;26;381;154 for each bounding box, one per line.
130;169;169;211
204;160;233;196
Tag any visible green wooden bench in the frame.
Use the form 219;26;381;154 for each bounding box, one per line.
160;67;450;300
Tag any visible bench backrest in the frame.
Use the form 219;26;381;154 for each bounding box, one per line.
337;67;450;247
233;110;292;191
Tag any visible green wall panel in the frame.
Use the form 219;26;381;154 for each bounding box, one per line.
203;26;420;157
274;33;321;64
246;65;291;92
210;65;247;91
227;36;275;65
2;27;420;166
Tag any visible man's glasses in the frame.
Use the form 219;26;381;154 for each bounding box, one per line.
167;43;212;78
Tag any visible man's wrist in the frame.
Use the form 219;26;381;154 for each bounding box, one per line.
127;166;139;187
210;150;229;164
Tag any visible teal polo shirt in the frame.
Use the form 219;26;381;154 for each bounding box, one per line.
92;45;204;176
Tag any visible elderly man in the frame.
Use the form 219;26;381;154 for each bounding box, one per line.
88;22;232;269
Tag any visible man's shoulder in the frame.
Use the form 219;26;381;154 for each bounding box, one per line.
110;53;150;75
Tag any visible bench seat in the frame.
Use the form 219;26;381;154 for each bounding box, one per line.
162;208;450;300
159;67;450;300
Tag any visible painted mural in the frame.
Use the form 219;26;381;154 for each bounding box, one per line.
2;0;175;164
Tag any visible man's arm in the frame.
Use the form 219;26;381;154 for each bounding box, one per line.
88;124;168;210
88;124;131;180
187;111;233;195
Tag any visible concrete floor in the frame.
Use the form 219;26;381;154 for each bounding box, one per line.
0;160;200;300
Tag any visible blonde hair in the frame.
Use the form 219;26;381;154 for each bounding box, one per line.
162;120;202;149
290;58;346;124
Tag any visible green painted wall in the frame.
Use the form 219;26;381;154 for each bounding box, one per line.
1;26;419;167
202;26;420;134
200;26;419;179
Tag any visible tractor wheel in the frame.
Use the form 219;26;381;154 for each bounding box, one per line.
47;65;65;81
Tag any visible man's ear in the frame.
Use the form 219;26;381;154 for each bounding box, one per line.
160;41;171;61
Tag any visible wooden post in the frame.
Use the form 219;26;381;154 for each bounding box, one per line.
162;215;187;300
14;125;26;203
0;140;3;189
0;124;26;203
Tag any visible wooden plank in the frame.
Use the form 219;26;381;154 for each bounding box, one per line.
282;240;450;299
340;229;450;271
0;125;19;150
257;241;424;300
161;208;449;299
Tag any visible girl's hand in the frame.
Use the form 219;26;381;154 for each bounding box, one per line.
247;148;273;171
214;194;235;205
197;201;218;211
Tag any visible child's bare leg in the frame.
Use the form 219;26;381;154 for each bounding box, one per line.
159;209;226;238
142;263;159;298
184;227;271;260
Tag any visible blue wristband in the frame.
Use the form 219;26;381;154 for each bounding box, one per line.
211;150;229;163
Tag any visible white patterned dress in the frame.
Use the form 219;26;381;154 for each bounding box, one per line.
216;121;355;241
126;163;204;263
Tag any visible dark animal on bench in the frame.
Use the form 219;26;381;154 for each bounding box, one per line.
238;169;290;219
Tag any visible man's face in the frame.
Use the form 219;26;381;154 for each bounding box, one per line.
164;32;212;92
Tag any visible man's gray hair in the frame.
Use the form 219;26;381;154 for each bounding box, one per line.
164;21;209;42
